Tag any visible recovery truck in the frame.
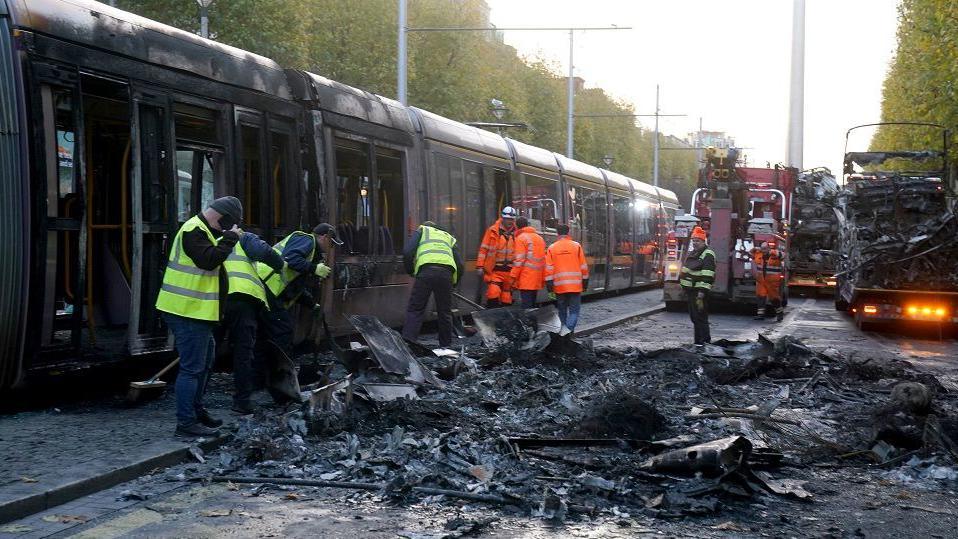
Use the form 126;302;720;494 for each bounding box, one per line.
664;148;796;312
788;167;840;294
835;122;958;332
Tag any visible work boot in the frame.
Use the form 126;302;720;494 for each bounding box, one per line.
776;309;784;322
195;409;223;428
754;299;766;320
175;422;219;438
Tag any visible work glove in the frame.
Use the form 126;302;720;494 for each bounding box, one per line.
476;268;484;278
582;279;589;290
548;291;557;301
314;263;331;278
696;297;705;310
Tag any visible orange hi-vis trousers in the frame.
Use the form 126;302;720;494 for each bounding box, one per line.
485;269;513;305
755;272;782;302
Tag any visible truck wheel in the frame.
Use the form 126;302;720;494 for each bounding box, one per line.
855;311;874;332
665;301;686;312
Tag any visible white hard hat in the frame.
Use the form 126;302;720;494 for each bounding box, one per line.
501;206;518;219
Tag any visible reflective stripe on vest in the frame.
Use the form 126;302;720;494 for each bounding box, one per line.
414;225;457;281
225;242;269;308
680;248;716;289
155;215;221;321
256;231;316;299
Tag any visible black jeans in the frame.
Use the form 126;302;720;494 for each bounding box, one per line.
685;289;711;344
225;295;263;407
402;264;454;347
259;292;294;355
519;290;538;309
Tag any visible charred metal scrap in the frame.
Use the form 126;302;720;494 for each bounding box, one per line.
186;326;958;523
838;174;958;290
790;168;840;279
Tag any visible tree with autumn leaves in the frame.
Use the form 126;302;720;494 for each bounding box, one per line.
114;0;698;204
873;0;958;171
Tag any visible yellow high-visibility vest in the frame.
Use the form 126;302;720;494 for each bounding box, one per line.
414;225;457;281
256;231;316;301
225;241;268;308
155;215;221;321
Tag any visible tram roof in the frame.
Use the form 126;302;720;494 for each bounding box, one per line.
289;71;415;134
8;0;291;98
505;138;560;174
600;169;635;194
656;186;680;207
554;154;604;185
412;107;512;161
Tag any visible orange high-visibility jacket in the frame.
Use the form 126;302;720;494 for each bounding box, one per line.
476;218;515;272
510;226;547;290
751;249;784;275
544;236;589;294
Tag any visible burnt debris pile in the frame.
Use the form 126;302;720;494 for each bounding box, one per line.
193;321;958;522
790;168;840;279
841;175;958;290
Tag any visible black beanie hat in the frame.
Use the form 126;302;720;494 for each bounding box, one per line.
209;196;243;222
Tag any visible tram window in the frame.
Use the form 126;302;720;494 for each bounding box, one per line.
239;124;264;228
175;149;219;222
634;199;654;243
524;174;559;231
612;195;632;255
585;189;608;258
375;147;404;255
566;183;588;242
449;158;464;238
53;90;76;199
174;104;219;145
270;130;294;228
464;161;483;258
335;138;372;255
429;153;454;233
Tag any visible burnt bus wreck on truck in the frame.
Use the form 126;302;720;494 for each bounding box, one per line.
0;0;680;389
835;122;958;332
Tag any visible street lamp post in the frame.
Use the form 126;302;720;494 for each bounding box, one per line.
397;19;629;158
196;0;214;39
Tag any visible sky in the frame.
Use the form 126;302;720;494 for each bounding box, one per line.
484;0;901;176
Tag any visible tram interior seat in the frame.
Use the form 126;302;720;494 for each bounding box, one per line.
377;226;394;255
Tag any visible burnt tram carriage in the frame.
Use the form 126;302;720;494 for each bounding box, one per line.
0;0;680;388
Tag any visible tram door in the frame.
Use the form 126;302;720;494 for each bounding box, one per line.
128;90;175;354
34;64;83;356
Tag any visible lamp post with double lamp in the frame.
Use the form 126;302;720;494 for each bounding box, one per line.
465;99;527;135
196;0;214;39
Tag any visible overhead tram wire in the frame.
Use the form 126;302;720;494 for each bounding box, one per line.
395;3;630;158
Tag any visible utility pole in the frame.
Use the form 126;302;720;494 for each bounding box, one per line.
653;85;661;187
397;0;408;105
566;29;574;158
196;0;214;39
786;0;805;169
577;86;684;187
398;19;629;153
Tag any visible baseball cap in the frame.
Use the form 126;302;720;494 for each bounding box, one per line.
313;223;344;245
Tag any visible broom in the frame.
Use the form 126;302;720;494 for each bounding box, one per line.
126;357;179;403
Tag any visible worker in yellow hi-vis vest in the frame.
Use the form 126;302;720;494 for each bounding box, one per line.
156;196;243;438
255;223;342;358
